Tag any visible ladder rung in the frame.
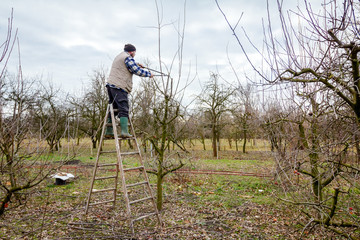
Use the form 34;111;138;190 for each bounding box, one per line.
100;151;139;155
104;136;115;140
119;137;136;140
121;151;139;156
100;150;117;153
98;163;117;167
123;166;144;172
95;176;117;180
133;212;157;222
92;188;116;193
106;123;118;127
126;181;148;188
89;199;115;206
129;196;153;205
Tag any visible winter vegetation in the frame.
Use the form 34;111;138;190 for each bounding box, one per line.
1;1;360;239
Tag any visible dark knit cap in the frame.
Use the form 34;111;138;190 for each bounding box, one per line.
124;44;136;52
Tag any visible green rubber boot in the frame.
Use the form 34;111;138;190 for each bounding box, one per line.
105;116;114;138
120;117;132;138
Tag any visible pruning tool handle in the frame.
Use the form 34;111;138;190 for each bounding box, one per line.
145;67;169;76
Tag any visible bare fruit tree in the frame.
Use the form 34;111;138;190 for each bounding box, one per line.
217;0;360;238
0;11;59;216
33;83;67;152
72;67;108;149
232;83;257;153
197;72;234;157
135;0;194;211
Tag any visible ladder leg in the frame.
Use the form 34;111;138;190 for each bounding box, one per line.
110;105;119;208
128;116;163;227
85;104;110;214
110;105;132;220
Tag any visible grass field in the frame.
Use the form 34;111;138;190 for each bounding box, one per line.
0;138;351;239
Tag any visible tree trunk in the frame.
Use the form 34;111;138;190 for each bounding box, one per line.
309;99;322;203
7;155;17;190
156;173;163;211
48;139;55;152
243;125;247;153
0;192;12;216
156;149;164;211
235;132;239;151
355;122;360;164
212;122;217;157
228;138;232;149
355;136;360;164
143;140;147;153
200;137;206;150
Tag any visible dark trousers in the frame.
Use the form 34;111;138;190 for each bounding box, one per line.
106;85;129;118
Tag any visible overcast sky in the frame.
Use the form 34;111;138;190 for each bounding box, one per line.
0;0;294;100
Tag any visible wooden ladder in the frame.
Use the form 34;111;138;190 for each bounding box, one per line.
85;104;162;233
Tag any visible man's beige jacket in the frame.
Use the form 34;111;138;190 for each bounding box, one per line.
107;51;133;93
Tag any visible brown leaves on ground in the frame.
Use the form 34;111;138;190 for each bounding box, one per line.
0;150;354;239
0;177;342;239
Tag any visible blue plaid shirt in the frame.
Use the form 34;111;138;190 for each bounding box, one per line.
124;56;151;77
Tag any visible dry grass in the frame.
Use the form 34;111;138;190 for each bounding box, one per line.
0;138;357;239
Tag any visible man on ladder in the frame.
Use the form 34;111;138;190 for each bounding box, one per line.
106;43;153;138
85;43;161;233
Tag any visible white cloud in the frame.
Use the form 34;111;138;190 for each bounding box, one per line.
0;0;291;97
